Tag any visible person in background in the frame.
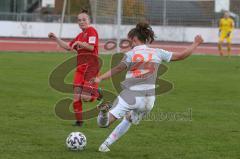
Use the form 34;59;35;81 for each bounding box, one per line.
218;11;235;57
48;9;101;127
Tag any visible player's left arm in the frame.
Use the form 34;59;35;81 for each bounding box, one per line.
218;19;222;34
171;35;203;61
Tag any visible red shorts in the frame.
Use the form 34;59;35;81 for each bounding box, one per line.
74;70;99;99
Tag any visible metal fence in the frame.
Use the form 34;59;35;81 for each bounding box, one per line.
0;12;76;23
0;0;239;28
92;0;239;27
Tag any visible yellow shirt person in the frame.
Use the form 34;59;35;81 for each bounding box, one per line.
218;12;235;56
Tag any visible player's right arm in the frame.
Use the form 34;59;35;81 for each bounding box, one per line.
171;35;203;61
219;19;222;35
91;55;130;83
230;19;235;31
219;19;223;29
48;32;71;51
92;62;127;83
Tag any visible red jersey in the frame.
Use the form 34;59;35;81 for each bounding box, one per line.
69;26;99;81
69;26;98;55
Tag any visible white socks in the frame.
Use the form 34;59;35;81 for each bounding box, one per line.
103;118;131;147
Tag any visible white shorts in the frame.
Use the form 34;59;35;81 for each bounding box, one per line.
110;94;155;125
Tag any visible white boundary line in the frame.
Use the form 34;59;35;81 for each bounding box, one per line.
0;40;240;51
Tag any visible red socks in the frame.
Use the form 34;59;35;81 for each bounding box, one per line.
73;100;83;121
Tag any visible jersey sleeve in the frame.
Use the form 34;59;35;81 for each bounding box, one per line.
157;49;173;62
121;52;132;68
87;28;98;46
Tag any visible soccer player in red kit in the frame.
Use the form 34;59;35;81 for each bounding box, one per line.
48;9;101;126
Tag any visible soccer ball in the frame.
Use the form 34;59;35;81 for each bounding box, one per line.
66;132;87;151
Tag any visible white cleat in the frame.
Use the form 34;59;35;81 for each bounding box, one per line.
98;144;110;152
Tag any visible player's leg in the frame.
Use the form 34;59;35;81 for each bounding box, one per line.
218;42;223;56
98;110;147;152
97;104;116;128
80;89;93;102
97;92;135;128
98;96;155;152
73;71;84;126
81;81;102;102
79;81;94;102
99;115;132;152
73;86;83;126
103;110;144;146
226;36;232;57
80;62;102;102
218;34;224;56
97;95;132;152
227;42;231;57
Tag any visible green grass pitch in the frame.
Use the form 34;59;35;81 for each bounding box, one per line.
0;52;240;159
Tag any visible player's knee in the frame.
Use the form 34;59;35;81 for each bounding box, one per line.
74;86;82;94
73;87;82;102
73;94;81;102
81;95;91;102
80;90;93;102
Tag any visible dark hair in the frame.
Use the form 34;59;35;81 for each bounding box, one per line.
128;22;155;44
81;8;89;14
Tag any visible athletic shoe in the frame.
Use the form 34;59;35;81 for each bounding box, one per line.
72;121;83;127
98;143;110;152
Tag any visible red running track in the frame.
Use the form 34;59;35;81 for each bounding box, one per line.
0;38;239;55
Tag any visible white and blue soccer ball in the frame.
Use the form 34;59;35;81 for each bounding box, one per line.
66;132;87;151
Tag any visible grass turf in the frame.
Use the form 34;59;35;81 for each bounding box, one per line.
0;52;240;159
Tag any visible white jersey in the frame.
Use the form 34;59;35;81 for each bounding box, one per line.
121;44;172;94
110;45;172;124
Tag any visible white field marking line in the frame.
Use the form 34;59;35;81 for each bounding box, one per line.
99;51;239;55
0;40;106;46
149;44;240;50
1;40;240;50
0;40;55;44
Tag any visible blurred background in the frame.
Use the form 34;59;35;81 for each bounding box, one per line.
1;0;239;26
1;2;240;159
0;0;239;53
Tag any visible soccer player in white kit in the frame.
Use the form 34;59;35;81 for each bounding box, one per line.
92;22;203;152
